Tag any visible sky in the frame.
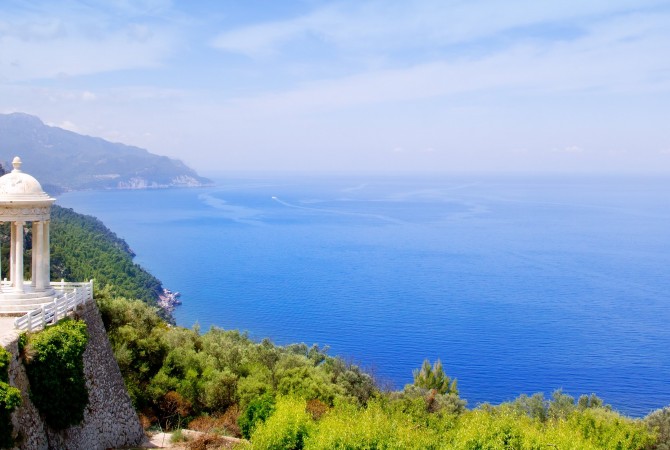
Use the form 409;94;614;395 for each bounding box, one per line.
1;0;669;175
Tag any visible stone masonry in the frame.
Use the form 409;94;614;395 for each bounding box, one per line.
2;301;144;449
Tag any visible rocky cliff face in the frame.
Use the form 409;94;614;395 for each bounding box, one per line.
0;112;212;193
2;302;144;450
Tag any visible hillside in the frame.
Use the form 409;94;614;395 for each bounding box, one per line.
0;203;171;321
0;112;211;193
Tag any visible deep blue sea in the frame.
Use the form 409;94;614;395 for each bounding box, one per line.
58;174;670;417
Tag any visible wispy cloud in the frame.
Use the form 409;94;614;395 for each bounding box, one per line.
0;2;178;81
211;0;668;59
214;12;669;119
206;1;670;119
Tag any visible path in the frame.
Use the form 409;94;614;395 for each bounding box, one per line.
0;316;19;347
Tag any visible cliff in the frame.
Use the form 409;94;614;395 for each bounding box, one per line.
1;302;144;450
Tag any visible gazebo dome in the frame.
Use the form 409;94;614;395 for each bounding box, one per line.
0;157;54;203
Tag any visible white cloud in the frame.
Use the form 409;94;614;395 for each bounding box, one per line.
211;0;668;59
0;4;178;82
52;120;80;132
82;91;97;101
205;5;670;122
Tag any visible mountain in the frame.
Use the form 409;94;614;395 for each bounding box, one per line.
0;112;211;192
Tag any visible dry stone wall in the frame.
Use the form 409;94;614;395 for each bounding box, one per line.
2;301;144;450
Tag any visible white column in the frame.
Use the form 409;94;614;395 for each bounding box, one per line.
43;220;50;289
14;221;24;293
34;222;44;290
32;222;40;287
9;222;15;285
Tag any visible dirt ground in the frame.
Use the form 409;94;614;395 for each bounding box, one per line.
135;429;243;449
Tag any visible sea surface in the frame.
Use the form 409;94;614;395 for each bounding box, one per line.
58;174;670;416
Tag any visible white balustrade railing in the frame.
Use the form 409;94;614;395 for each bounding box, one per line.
14;280;94;332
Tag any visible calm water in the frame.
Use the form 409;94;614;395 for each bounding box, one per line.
58;174;670;416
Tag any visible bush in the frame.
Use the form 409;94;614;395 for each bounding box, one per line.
0;347;21;449
239;393;276;439
24;319;89;430
646;407;670;450
305;399;440;449
249;396;312;450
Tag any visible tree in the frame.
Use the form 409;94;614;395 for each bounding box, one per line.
412;359;458;395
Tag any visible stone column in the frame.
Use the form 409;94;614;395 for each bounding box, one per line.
32;221;41;287
34;222;46;290
42;221;50;290
9;221;15;285
14;221;24;293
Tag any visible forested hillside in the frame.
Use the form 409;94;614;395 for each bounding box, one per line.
0;204;167;318
49;205;164;306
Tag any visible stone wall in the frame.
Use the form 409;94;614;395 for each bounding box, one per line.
2;301;144;450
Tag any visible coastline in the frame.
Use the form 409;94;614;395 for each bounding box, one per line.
157;288;182;314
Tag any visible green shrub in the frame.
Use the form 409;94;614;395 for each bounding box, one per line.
249;396;312;450
305;399;440;449
0;347;21;449
239;393;276;439
24;319;89;430
646;407;670;450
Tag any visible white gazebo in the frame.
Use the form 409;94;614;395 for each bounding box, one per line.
0;156;57;311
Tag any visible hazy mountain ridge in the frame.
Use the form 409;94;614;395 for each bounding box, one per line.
0;112;211;193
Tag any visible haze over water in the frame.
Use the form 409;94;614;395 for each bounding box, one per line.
58;174;670;417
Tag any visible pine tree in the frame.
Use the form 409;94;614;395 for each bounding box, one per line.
412;359;458;395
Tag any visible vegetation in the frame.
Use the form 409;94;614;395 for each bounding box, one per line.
0;204;168;319
49;205;164;307
96;292;668;449
96;292;375;433
0;348;21;449
23;319;89;430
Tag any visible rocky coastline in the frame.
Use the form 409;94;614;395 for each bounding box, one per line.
157;288;182;314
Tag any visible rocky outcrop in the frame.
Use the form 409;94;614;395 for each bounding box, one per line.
2;302;144;450
158;288;182;314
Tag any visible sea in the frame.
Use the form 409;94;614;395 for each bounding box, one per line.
57;174;670;417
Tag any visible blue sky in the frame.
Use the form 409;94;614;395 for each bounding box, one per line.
1;0;669;174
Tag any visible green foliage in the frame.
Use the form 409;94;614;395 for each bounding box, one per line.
239;393;655;449
48;206;168;317
24;319;89;430
510;389;610;424
446;405;654;450
97;292;663;448
0;347;21;449
413;359;458;395
406;385;466;416
98;294;378;432
646;407;670;450
305;399;441;449
579;393;606;410
0;348;10;385
248;396;312;450
239;393;276;439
